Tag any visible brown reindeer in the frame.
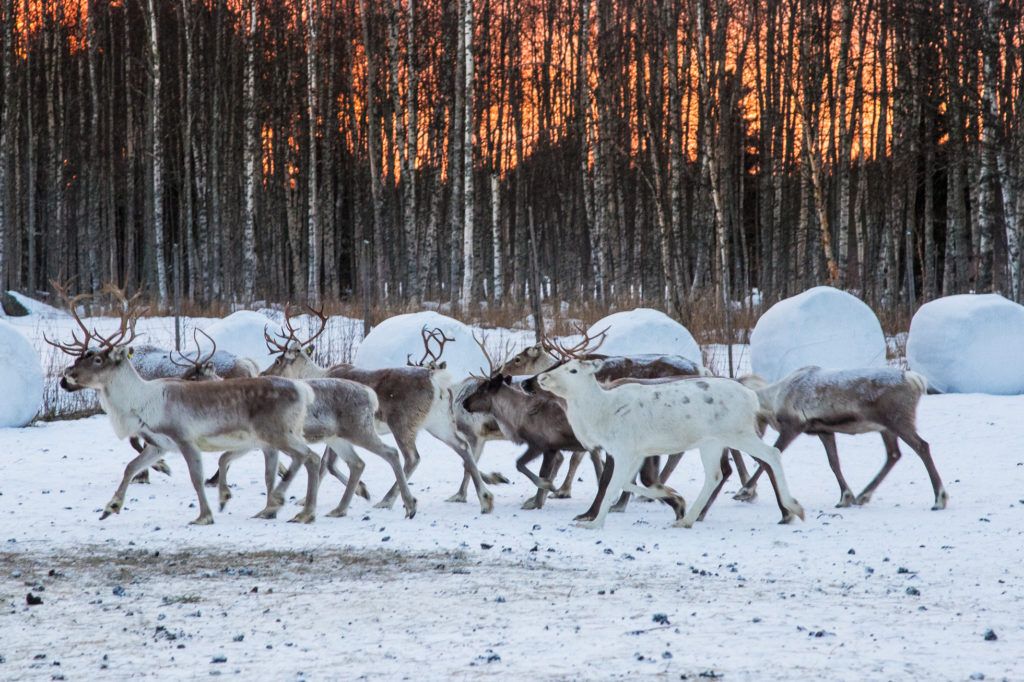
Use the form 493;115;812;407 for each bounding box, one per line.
262;311;499;513
735;366;947;514
47;285;323;525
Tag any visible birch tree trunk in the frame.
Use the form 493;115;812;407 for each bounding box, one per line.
306;0;322;303
460;0;476;315
146;0;169;304
242;0;258;301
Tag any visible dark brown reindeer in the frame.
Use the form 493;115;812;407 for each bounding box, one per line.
262;311;500;513
734;366;947;514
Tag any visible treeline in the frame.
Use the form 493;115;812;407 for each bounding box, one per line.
0;0;1021;317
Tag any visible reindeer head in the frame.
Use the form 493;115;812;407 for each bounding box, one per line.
535;358;604;397
45;280;140;392
172;329;223;382
462;373;512;413
263;304;328;378
521;324;607;394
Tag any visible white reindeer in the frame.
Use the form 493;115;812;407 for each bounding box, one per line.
536;359;805;528
735;366;947;512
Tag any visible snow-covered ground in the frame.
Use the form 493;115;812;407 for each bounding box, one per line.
1;309;1023;679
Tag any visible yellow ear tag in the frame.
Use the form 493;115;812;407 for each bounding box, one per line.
306;347;313;356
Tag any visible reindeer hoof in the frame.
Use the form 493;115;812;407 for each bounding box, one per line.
932;490;948;510
325;507;347;518
482;472;510;485
445;493;468;503
405;498;418;519
673;516;696;529
288;512;315;524
131;470;150;485
575;519;603;530
836;491;855;508
253;507;279;520
609;502;627;513
480;492;495;514
374;498;397;510
356;482;371;500
854;492;872;506
189;514;214;526
733;486;757;502
551;489;572;499
152;459;171;476
521;497;541;510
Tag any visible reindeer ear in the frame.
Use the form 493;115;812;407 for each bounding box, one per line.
502;375;512;385
127;346;134;359
526;346;542;359
110;346;131;362
305;345;314;356
438;361;447;370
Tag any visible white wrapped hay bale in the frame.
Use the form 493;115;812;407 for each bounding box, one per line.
750;286;886;383
196;310;286;372
586;308;701;363
0;319;44;427
355;311;488;378
906;293;1024;394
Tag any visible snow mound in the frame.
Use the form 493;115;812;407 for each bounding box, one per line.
586;308;701;363
750;286;886;383
0;319;44;426
1;291;66;319
195;311;285;372
355;311;489;378
906;294;1024;394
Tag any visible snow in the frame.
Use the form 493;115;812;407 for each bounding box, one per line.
1;390;1023;679
354;311;490;378
0;319;44;427
194;310;287;371
750;286;887;382
906;293;1024;395
2;310;1023;679
587;308;702;363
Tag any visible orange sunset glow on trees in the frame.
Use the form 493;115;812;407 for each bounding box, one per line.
0;0;1021;316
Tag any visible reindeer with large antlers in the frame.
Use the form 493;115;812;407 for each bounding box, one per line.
47;283;324;525
262;315;501;513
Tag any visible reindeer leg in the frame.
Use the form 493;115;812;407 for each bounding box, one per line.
173;440;214;526
523;450;562;510
891;427;947;510
575;453;614;522
552;451;583;499
675;444;730;528
279;439;320;524
612;457;659;512
734;427;800;502
321;444;370;502
322;441;365;518
355;433;418;519
739;436;804;525
729;449;751;487
215;449;250;511
255;449;299;519
818;433;856;507
657;453;683;484
102;443;166;519
378;431;421;509
578;453;640;530
854;431;905;507
631;455;686;521
695;450;732;522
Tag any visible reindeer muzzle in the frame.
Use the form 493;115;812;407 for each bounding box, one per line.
59;375;85;393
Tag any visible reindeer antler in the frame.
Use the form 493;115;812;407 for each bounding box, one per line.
169;328;217;370
407;326;455;368
540;324;609;361
95;282;140;349
265;303;329;355
43;278;97;356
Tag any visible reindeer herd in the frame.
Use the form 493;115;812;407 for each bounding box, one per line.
44;282;948;530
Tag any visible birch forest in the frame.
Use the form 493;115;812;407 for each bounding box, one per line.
0;0;1022;317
